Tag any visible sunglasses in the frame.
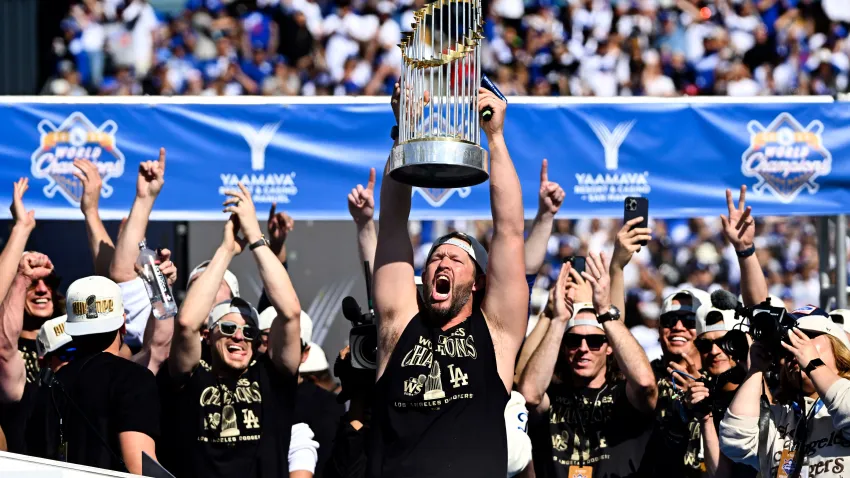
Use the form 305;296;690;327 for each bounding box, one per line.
660;313;697;329
216;321;259;341
694;337;719;354
564;333;608;350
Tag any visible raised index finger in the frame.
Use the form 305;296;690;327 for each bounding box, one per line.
269;202;277;219
158;147;166;172
540;158;549;184
366;168;376;191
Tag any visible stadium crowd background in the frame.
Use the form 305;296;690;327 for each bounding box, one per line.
42;0;849;362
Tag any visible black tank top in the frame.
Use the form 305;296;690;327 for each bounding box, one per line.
368;307;509;478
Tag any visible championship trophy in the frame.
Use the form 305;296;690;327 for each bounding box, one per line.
389;0;489;188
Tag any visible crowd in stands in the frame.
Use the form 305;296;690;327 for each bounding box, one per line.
46;0;850;97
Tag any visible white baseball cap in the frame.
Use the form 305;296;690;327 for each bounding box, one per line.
301;342;330;373
259;306;276;330
696;307;742;336
258;308;312;345
661;288;711;318
829;309;850;333
566;302;601;331
300;311;313;345
188;261;240;298
795;313;850;350
37;315;73;358
65;276;125;336
208;297;259;330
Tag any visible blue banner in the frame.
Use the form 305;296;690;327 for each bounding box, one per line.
2;98;849;220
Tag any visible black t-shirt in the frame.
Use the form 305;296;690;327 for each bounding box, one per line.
0;338;42;454
530;380;654;478
25;351;160;472
368;308;509;478
643;358;703;477
294;380;345;478
157;353;298;478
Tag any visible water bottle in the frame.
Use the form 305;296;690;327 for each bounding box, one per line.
137;240;178;320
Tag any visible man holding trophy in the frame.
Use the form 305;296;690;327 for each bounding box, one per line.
368;11;528;471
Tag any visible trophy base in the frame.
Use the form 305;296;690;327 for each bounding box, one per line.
389;140;489;188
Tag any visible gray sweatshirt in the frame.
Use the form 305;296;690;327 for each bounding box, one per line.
720;379;850;478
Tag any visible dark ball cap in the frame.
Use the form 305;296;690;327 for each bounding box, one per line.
426;231;488;275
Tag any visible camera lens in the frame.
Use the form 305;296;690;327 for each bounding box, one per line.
362;333;378;365
750;312;776;342
718;330;749;362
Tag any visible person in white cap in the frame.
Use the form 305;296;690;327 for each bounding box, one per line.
159;186;302;478
721;306;850;478
669;306;756;478
643;286;712;478
519;253;657;477
25;275;160;475
369;85;528;478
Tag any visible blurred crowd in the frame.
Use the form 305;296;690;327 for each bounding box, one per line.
45;0;850;97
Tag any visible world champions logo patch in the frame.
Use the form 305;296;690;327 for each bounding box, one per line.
30;112;125;205
741;113;831;204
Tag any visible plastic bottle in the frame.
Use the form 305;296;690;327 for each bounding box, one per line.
137;240;178;319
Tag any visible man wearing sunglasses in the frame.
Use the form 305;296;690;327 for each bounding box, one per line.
669;306;755;478
519;253;657;477
642;287;711;477
158;184;302;478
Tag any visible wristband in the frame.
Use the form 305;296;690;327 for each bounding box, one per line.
249;235;270;251
736;245;756;258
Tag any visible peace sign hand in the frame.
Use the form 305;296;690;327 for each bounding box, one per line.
720;186;754;252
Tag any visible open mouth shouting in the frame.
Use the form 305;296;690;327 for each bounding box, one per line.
432;272;452;303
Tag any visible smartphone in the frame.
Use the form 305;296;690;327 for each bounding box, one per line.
564;256;586;274
624;197;649;246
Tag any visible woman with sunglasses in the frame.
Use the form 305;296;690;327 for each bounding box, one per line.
720;308;850;478
519;252;657;477
669;306;755;478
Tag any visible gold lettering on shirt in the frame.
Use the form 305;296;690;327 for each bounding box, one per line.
199;382;262;406
402;344;433;367
435;334;477;359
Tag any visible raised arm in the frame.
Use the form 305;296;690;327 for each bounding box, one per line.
479;87;530;387
524;159;563;275
609;218;651;313
132;249;176;375
373;84;421;378
225;184;302;375
347;168;377;272
583;252;657;412
720;186;765;306
110;148;166;284
0;179;36;303
514;311;550;388
0;181;40;403
169;218;241;380
518;263;574;414
74;159;115;277
268;203;294;265
0;254;52;403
